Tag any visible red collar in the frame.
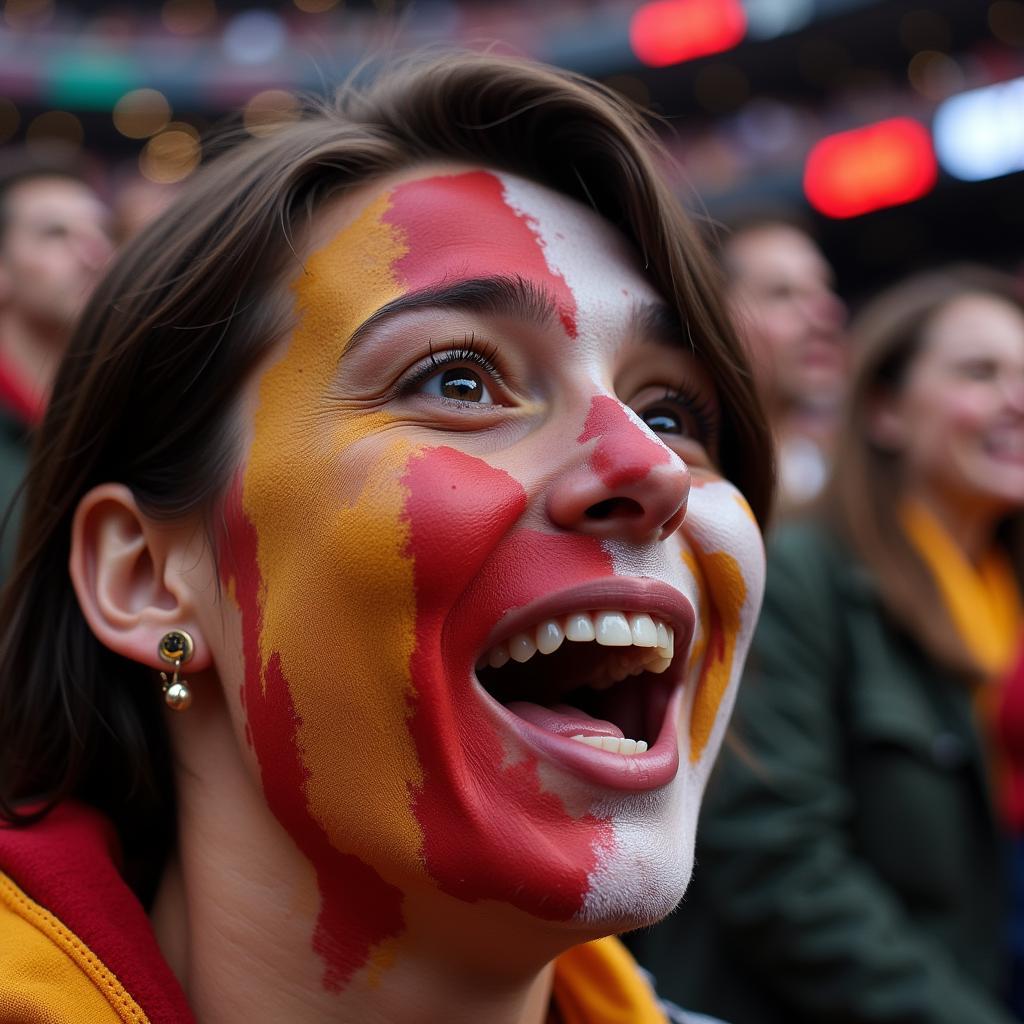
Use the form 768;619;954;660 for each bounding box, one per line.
0;353;45;426
0;802;194;1023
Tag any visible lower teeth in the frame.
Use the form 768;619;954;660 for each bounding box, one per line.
570;735;648;755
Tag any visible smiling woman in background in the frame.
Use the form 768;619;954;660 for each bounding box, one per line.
630;264;1024;1024
0;54;770;1024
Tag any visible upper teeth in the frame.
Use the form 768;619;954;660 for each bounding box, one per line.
478;611;675;677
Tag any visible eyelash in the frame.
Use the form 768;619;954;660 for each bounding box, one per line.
658;383;719;443
401;336;508;400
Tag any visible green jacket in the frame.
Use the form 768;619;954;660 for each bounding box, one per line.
627;522;1014;1023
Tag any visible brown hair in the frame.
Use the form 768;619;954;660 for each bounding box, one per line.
0;52;772;874
825;263;1024;676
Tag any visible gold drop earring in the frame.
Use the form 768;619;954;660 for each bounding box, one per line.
158;629;195;711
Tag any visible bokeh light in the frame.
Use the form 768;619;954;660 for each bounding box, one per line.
898;9;952;53
804;118;937;218
3;0;53;30
223;10;286;65
694;63;749;114
161;0;216;36
0;99;20;145
989;0;1024;45
602;75;651;110
113;89;172;140
907;50;965;101
934;76;1024;182
25;111;84;154
243;89;301;137
630;0;746;68
139;124;202;184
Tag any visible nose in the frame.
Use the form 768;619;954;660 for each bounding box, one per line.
803;285;846;336
546;395;691;545
74;225;114;271
1002;373;1024;415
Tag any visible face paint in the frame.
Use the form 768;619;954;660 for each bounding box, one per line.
578;395;671;489
218;165;765;989
677;480;764;763
384;170;577;340
402;445;617;916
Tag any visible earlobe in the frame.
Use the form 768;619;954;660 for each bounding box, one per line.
69;483;211;673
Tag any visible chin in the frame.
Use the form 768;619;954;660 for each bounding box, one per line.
570;775;700;933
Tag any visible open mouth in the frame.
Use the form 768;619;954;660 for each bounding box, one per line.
475;609;678;759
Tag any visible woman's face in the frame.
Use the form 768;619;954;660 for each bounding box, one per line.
886;292;1024;514
208;166;765;990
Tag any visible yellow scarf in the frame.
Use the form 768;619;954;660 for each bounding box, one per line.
900;499;1023;677
551;936;667;1024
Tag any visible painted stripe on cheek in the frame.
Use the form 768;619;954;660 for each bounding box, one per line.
229;193;426;991
578;394;670;488
682;546;747;762
402;446;615;919
220;479;406;992
383;171;578;339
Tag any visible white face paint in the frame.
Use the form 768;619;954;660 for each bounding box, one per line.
497;171;767;927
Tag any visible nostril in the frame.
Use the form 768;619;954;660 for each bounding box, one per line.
585;497;645;521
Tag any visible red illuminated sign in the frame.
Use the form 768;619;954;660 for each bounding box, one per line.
630;0;746;68
803;118;937;219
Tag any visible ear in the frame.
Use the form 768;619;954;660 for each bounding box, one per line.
865;389;907;453
70;483;212;673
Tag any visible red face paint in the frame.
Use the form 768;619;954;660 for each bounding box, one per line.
383;171;578;339
577;394;671;488
219;478;405;992
402;447;616;918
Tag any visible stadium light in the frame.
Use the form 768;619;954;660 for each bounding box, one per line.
629;0;746;68
803;117;937;218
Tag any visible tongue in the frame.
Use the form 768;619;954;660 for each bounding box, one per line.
506;702;624;739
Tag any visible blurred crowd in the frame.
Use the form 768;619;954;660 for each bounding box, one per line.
2;117;1024;1023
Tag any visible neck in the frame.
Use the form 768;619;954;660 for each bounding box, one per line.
906;484;1003;565
0;312;65;398
155;684;561;1024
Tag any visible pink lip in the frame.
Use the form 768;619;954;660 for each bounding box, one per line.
471;578;696;793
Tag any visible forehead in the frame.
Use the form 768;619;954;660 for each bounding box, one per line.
728;225;829;286
304;164;660;313
5;176;104;224
924;292;1024;362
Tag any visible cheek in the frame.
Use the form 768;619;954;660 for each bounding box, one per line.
401;446;618;920
220;448;419;993
680;481;765;764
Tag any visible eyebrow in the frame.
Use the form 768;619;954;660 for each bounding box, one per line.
342;273;687;357
343;275;561;358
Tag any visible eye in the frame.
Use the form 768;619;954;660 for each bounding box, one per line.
641;405;686;436
634;385;718;446
401;341;508;408
420;365;494;404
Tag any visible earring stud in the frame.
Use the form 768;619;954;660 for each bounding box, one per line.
158;629;195;711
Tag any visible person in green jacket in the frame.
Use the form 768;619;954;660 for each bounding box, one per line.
627;264;1024;1023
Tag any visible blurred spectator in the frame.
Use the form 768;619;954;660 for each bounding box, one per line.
626;264;1024;1024
0;154;112;572
720;214;847;516
110;168;179;244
